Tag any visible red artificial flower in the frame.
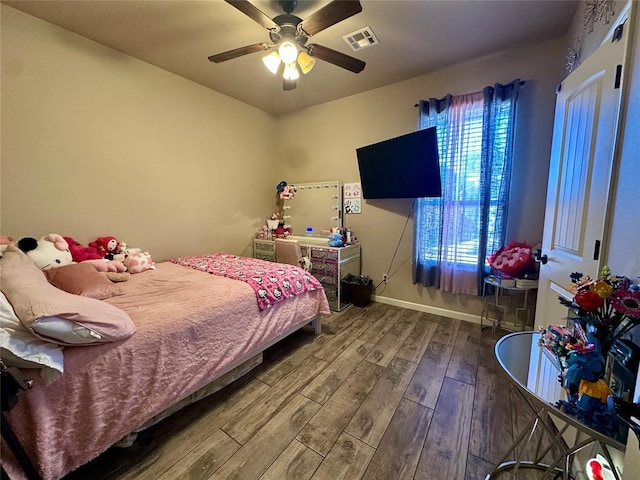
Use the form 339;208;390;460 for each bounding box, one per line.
574;289;604;312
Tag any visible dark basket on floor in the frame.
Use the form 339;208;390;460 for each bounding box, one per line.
342;274;373;307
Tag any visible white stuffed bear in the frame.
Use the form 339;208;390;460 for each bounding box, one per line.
17;234;73;270
17;234;127;272
111;241;142;263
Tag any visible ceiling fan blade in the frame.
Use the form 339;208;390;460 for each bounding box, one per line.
225;0;279;31
208;43;271;63
307;44;365;73
299;0;363;36
283;78;297;91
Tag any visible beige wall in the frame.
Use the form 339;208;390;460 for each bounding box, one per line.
276;38;566;319
1;5;278;262
565;1;630;69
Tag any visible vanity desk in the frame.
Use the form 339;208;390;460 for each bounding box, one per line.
255;181;360;311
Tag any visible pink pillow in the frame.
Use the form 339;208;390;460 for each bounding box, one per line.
45;263;123;300
0;246;136;346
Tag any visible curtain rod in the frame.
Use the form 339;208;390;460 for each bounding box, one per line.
414;80;526;107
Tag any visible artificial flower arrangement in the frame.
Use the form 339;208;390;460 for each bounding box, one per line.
558;266;640;355
536;266;639;443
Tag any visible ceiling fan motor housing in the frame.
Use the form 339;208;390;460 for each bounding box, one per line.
270;14;307;47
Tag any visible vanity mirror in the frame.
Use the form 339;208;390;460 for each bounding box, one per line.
284;181;342;237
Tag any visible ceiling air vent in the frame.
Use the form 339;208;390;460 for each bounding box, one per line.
343;26;378;51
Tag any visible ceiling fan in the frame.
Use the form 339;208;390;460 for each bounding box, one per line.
208;0;366;90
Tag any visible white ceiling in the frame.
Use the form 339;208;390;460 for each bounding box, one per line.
3;0;579;115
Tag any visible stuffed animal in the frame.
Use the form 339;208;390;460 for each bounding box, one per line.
18;234;127;273
111;241;142;262
276;181;297;200
0;235;14;257
18;234;73;270
328;232;344;247
123;251;155;274
488;240;535;278
63;236;103;263
89;236;120;259
81;258;127;273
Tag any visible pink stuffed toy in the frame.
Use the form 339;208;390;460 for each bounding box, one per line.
123;251;155;274
0;235;13;245
63;236;103;263
0;235;14;257
488;241;535;277
82;258;127;273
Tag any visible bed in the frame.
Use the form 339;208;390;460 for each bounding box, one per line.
0;247;330;480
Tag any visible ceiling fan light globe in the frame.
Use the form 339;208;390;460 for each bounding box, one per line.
262;51;281;74
278;41;298;64
297;51;315;74
283;63;300;81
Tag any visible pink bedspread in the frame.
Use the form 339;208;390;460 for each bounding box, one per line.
2;261;329;480
169;253;323;310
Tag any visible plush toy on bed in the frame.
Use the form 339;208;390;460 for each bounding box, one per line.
18;234;128;274
63;235;103;263
111;241;142;262
89;236;121;259
0;235;14;257
123;251;155;274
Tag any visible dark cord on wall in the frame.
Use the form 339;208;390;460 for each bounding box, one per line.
374;199;416;290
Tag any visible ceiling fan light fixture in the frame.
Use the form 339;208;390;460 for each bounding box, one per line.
262;51;281;74
278;40;298;64
297;51;315;74
283;62;300;81
211;0;367;90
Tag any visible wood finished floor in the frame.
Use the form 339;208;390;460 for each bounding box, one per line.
65;302;544;480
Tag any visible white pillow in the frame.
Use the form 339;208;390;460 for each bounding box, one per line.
32;316;103;345
0;291;64;384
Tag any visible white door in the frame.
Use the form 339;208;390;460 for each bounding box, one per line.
535;21;629;328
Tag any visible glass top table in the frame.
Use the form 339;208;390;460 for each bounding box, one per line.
488;331;627;480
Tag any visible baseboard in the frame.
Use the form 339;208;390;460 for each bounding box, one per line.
371;295;482;325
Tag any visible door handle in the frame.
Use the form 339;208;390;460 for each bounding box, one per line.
534;249;548;265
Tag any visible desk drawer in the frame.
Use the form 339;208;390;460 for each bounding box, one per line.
254;241;275;254
310;247;338;262
311;262;337;278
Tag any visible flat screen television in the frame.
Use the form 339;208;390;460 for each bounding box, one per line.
356;127;441;199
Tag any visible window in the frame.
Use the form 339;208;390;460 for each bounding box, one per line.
413;80;521;295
